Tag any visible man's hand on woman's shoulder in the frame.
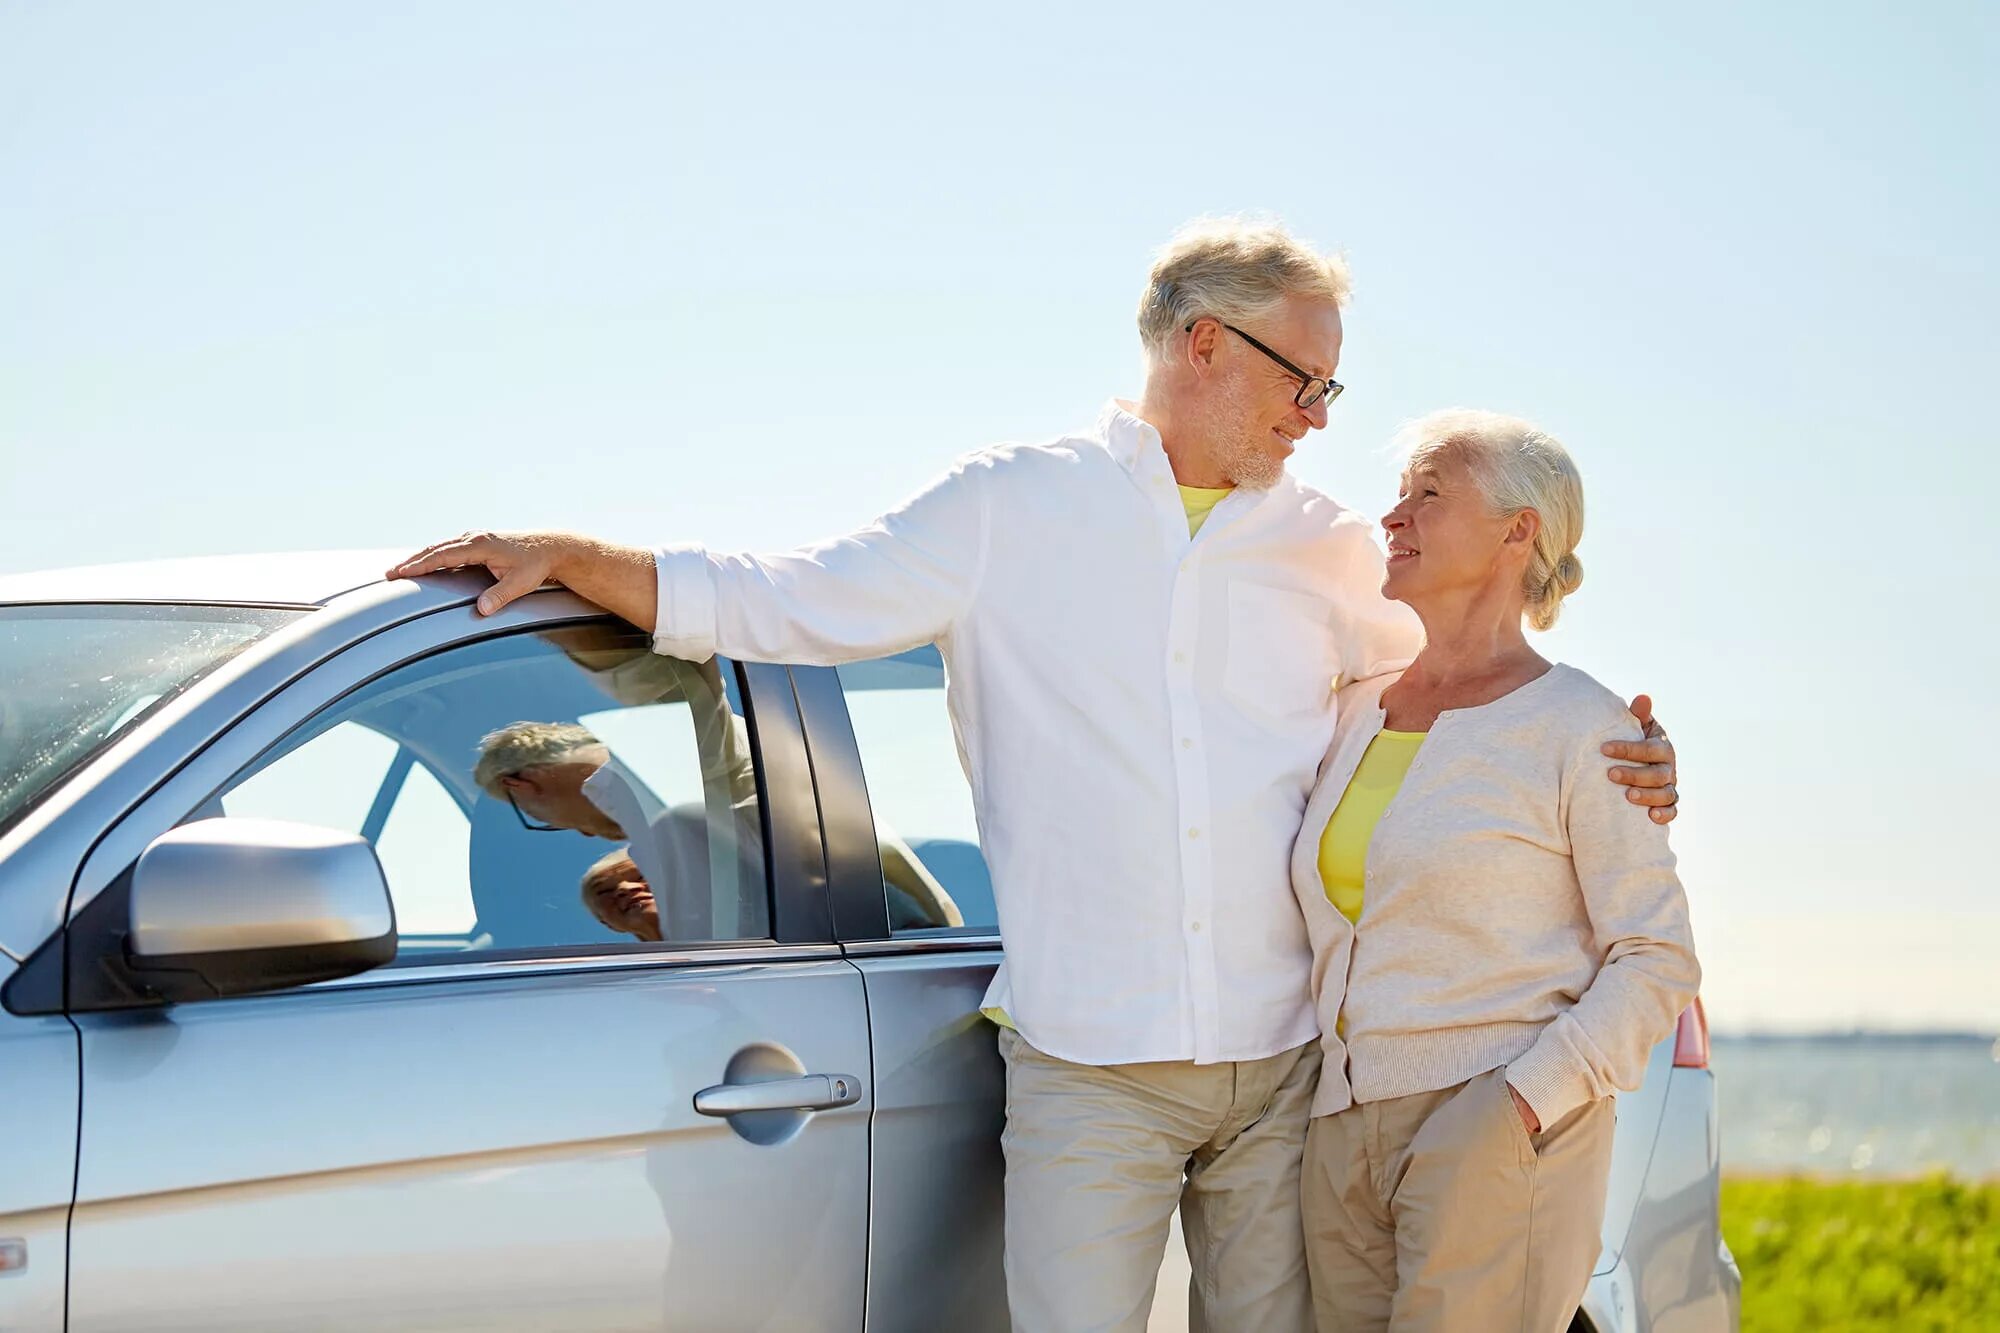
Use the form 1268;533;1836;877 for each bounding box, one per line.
1602;693;1677;825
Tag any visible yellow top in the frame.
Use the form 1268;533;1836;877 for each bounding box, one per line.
1317;729;1427;924
984;484;1237;1033
1178;484;1235;536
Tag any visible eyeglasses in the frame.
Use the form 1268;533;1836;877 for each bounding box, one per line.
505;788;564;833
1186;319;1344;410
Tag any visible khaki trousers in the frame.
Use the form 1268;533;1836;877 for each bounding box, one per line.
997;1027;1320;1333
1300;1067;1615;1333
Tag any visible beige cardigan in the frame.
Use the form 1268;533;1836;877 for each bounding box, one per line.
1291;664;1700;1124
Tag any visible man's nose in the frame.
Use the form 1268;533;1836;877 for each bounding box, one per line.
1303;395;1330;431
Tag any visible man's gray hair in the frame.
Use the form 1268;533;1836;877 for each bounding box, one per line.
1137;216;1352;370
1399;409;1587;632
473;720;605;798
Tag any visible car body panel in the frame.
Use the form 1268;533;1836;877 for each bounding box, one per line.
849;948;1007;1333
1607;1068;1739;1332
790;661;1012;1330
67;957;872;1331
0;968;76;1333
1596;1034;1677;1274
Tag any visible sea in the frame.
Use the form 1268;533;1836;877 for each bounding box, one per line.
1710;1033;2000;1178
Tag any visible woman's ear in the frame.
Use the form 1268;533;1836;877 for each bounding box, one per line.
1506;508;1542;548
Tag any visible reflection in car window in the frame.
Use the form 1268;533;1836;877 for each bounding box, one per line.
210;624;769;959
836;646;997;934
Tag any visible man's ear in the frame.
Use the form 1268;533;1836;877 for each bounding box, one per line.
1185;316;1222;372
500;773;540;797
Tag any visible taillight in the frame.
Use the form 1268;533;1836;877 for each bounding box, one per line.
1673;996;1711;1069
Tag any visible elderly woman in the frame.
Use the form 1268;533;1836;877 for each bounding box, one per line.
1292;410;1700;1333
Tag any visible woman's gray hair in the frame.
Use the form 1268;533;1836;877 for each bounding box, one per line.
1137;216;1351;370
1399;409;1586;631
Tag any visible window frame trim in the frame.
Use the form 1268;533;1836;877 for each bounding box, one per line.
788;662;1001;950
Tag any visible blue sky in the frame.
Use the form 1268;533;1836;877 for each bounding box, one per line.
3;1;1994;1029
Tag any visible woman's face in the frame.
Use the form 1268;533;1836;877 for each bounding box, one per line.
1380;452;1527;610
583;857;663;942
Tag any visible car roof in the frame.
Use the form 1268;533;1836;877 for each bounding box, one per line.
0;549;415;608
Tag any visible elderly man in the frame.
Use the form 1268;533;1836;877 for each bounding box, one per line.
393;217;1677;1331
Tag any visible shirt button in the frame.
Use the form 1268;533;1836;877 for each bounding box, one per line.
1187;827;1201;840
1189;921;1204;933
1173;652;1188;664
1181;737;1193;749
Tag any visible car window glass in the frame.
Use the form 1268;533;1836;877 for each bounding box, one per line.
373;762;477;934
835;646;996;934
221;719;479;937
208;624;769;959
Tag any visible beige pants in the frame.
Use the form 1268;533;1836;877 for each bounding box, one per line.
997;1027;1320;1333
1300;1067;1615;1333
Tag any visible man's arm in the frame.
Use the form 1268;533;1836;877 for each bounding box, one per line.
389;532;658;627
389;454;989;665
1321;527;1681;823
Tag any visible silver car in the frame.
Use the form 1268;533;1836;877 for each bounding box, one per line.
0;554;1738;1332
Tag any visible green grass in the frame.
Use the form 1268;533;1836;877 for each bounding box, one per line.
1722;1175;2000;1332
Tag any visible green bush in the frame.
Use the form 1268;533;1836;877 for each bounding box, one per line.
1722;1175;2000;1332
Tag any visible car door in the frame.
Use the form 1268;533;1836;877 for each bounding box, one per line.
792;649;1009;1333
57;602;872;1332
0;988;74;1333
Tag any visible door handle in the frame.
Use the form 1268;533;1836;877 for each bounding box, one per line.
693;1073;864;1117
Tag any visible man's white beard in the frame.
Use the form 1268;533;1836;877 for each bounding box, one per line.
1208;380;1285;490
1217;435;1285;490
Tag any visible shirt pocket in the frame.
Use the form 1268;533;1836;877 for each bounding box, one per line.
1224;583;1340;722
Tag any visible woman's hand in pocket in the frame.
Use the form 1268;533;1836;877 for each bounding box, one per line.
1508;1084;1541;1134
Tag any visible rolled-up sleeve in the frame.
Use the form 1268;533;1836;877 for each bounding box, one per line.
652;454;991;666
1506;720;1702;1125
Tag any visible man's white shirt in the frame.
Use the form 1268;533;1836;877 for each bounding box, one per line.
653;402;1419;1065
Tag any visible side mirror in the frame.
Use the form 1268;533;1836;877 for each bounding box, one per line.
127;818;397;1002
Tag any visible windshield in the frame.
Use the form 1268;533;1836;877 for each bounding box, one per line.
0;604;302;833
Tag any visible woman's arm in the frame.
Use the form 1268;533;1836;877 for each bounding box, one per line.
1504;718;1702;1128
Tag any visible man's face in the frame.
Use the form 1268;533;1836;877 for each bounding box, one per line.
1197;296;1343;489
582;854;663;942
501;752;621;839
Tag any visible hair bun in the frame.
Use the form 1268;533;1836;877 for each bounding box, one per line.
1553;552;1584;595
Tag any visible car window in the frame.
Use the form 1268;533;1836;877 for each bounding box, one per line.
225;720;477;937
209;624;769;959
835;646;996;935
